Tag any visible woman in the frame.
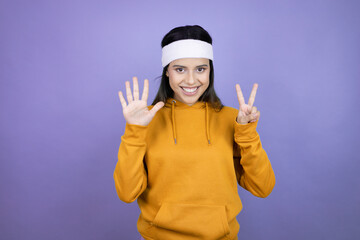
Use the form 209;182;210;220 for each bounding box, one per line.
114;25;275;240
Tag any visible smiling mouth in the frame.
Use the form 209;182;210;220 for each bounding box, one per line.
180;86;200;93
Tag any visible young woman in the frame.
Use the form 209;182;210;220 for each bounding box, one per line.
114;25;275;240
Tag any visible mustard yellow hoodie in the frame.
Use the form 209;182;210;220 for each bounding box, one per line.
114;97;275;240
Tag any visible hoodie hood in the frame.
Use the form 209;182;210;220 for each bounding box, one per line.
165;98;211;145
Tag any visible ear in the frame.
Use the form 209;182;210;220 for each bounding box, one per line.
166;71;169;77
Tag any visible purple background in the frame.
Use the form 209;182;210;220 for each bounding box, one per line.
1;0;359;239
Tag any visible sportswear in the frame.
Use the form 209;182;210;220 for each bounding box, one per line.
113;97;276;240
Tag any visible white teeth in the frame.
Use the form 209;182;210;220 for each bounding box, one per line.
182;87;198;93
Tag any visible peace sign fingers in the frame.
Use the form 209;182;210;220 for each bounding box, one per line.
235;83;260;124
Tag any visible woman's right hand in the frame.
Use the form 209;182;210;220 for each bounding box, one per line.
118;76;165;126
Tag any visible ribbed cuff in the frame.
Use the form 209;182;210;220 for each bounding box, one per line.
234;119;258;140
122;123;148;145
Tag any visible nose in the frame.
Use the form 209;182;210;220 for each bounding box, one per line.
185;71;196;85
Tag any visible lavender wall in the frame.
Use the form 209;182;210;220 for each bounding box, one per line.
1;0;359;239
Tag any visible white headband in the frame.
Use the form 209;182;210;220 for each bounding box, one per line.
161;39;213;67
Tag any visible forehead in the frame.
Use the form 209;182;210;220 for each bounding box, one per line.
170;58;209;67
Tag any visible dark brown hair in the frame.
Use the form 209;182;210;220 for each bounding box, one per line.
151;25;223;111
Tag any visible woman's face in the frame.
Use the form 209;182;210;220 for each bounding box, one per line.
166;58;210;106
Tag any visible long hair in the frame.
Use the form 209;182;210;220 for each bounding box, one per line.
151;25;223;111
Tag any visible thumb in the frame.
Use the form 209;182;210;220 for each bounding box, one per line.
149;101;165;115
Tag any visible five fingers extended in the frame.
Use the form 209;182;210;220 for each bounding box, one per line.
118;76;150;109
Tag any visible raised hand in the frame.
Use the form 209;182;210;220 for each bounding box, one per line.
118;76;165;126
235;83;261;125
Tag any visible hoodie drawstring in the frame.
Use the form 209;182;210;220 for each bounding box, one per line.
205;102;211;145
170;100;211;146
171;100;177;144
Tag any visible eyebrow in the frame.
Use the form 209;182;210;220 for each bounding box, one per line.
172;64;208;68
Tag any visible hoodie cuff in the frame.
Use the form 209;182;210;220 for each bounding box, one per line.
121;122;148;146
234;119;258;141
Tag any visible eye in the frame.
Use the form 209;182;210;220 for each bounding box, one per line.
176;68;185;73
197;67;206;72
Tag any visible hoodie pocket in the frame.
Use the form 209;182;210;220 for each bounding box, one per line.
152;202;230;239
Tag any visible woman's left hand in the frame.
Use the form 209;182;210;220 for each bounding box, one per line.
235;83;260;125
